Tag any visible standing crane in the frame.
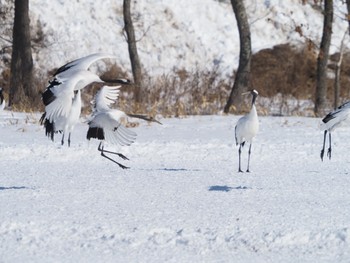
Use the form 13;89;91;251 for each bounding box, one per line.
235;89;259;172
319;101;350;161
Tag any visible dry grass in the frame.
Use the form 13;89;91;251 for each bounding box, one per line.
4;42;350;117
251;43;318;100
126;66;232;117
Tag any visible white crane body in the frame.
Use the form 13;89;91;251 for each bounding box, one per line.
234;90;259;173
41;53;126;146
320;101;350;161
87;85;161;169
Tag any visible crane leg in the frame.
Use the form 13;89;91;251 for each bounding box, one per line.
320;130;327;161
246;143;252;172
97;142;129;169
238;144;243;173
97;142;129;160
61;133;65;146
68;132;71;147
327;132;331;160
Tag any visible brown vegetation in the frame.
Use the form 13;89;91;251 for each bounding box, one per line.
3;43;350;116
251;43;317;99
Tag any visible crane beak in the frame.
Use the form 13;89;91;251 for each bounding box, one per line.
127;114;162;125
241;91;250;96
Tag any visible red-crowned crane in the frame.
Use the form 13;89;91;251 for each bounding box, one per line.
235;89;259;173
40;53;130;146
319;101;350;161
87;85;161;169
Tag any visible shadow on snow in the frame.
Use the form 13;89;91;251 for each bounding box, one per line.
0;186;28;191
208;185;251;192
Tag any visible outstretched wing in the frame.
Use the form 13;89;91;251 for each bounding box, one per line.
92;85;121;112
87;110;137;146
104;123;137;146
54;53;117;76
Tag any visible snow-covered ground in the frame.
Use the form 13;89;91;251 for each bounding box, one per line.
1;111;350;262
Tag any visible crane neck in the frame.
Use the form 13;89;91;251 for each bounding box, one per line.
251;93;257;107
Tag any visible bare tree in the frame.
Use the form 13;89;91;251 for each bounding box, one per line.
333;30;347;109
347;0;350;34
0;1;14;60
314;0;333;116
123;0;142;103
9;0;35;108
224;0;252;113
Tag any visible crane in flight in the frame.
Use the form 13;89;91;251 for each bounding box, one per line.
87;85;161;169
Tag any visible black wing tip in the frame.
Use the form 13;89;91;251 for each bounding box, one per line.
42;79;61;106
87;127;105;140
41;115;55;141
322;113;335;124
53;65;73;76
42;89;56;106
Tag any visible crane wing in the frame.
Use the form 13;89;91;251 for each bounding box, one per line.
87;111;137;146
104;124;137;146
54;53;117;76
42;73;81;122
92;85;121;112
44;91;75;122
322;101;350;123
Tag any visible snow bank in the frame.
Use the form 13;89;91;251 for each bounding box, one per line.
28;0;349;76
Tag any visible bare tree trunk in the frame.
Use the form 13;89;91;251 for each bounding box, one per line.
224;0;252;113
123;0;142;103
333;30;347;109
314;0;333;117
347;0;350;34
9;0;34;108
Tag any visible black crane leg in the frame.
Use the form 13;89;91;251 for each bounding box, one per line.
238;144;243;173
68;132;71;147
97;142;129;169
97;142;129;160
320;130;327;161
246;143;252;172
327;132;332;160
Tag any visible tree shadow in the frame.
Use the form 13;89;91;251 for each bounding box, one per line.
208;185;251;192
0;186;28;191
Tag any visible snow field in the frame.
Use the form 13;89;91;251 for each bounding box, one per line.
1;112;350;262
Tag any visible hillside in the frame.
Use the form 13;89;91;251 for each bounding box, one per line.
2;0;347;77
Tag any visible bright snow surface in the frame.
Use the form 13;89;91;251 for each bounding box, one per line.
1;111;350;262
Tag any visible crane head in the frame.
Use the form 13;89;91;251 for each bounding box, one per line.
242;89;259;96
242;89;259;105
